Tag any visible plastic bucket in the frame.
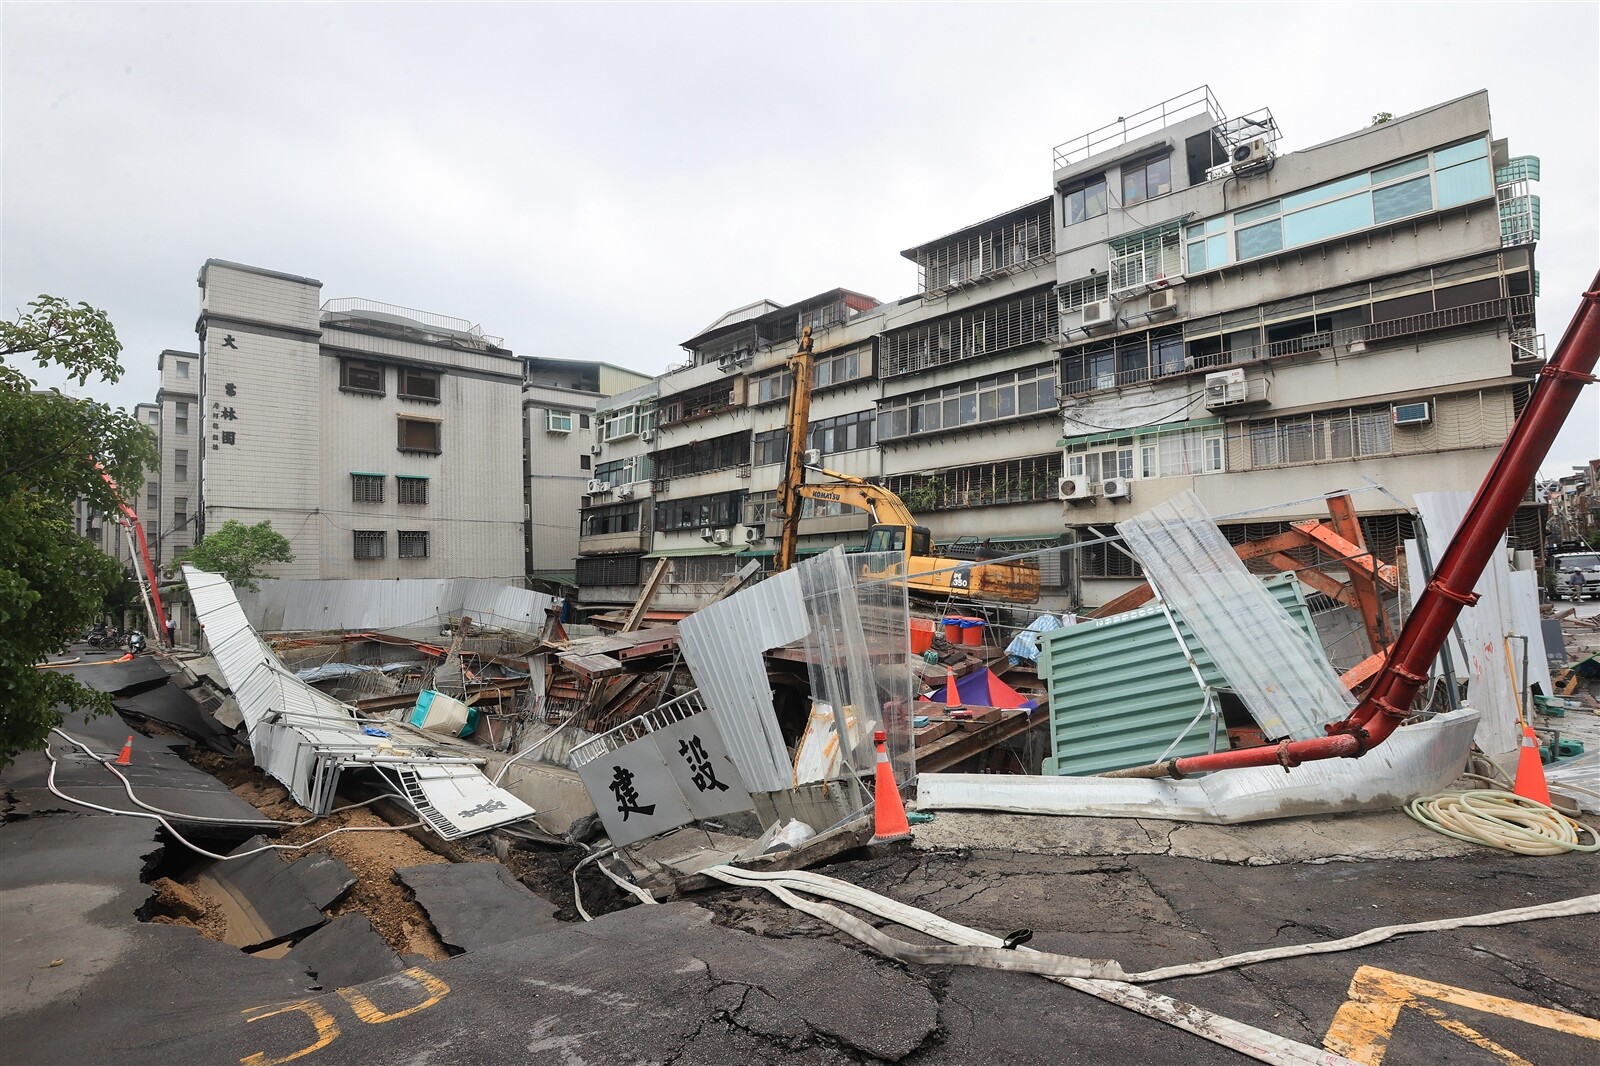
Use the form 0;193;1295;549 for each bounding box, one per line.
910;619;935;655
961;620;985;646
942;618;965;643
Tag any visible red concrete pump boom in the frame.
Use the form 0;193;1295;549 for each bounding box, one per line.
91;458;172;647
1161;273;1600;779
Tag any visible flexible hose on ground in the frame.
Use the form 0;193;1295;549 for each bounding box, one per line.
1405;789;1600;855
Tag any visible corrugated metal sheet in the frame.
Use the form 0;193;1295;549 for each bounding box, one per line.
919;708;1479;823
1039;573;1318;776
236;578;557;637
678;567;809;793
184;566;536;839
1118;492;1355;741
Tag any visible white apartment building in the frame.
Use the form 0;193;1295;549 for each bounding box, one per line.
194;260;525;582
154;350;199;568
573;88;1545;613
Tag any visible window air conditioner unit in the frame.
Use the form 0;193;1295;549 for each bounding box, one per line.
700;526;716;541
1149;289;1179;316
1082;299;1116;332
1204;368;1249;408
589;443;604;455
640;428;656;443
1058;476;1094;502
615;484;635;499
586;479;610;495
803;448;822;467
1231;138;1273;171
711;528;731;545
1392;401;1432;427
1102;476;1132;500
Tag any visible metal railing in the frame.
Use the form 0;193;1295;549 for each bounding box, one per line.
1053;86;1224;169
1062;295;1534;397
321;297;503;347
568;689;705;769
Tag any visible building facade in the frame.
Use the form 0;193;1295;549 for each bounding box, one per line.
194;260;526;582
574;88;1545;613
154;350;199;568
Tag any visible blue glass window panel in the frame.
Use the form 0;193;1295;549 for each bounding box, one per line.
1237;219;1283;259
1206;233;1228;267
1187;223;1206;241
1235;200;1280;225
1436;159;1493;208
1372;175;1433;223
1187;240;1208;272
1373;156;1429;184
1434;138;1488;168
1284;193;1375;247
1206;217;1227;235
1282;173;1370;214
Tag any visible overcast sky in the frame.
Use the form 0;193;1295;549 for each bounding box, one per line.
4;2;1596;477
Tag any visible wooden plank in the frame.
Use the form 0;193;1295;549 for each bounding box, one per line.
915;710;1044;773
622;558;670;633
557;652;625;682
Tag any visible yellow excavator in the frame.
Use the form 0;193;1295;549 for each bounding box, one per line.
772;327;1039;604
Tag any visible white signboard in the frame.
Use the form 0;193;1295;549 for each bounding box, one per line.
653;713;753;820
576;742;694;848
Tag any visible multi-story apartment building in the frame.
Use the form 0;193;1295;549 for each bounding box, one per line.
194;260;526;582
1050;88;1542;603
154;350;199;568
575;379;659;606
522;356;651;591
573;87;1546;614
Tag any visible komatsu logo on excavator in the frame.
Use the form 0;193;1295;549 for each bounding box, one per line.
812;490;845;502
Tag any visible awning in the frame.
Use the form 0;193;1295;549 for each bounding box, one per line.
643;545;740;560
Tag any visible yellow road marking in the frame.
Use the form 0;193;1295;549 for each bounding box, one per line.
1324;965;1600;1065
336;966;451;1024
239;1000;339;1066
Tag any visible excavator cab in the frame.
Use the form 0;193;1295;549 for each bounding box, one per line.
865;523;932;558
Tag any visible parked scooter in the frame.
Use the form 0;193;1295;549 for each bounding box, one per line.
126;630;146;655
86;623;121;650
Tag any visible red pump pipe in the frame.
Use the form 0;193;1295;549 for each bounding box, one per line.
92;459;172;647
1165;273;1600;778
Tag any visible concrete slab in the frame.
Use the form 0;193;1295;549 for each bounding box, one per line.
113;683;236;754
395;862;561;954
909;809;1481;864
198;836;328;950
288;851;357;910
57;650;171;695
286;914;404;989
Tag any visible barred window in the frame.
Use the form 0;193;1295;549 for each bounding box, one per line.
398;531;429;559
879;364;1055;441
351;474;385;503
654;431;750;479
879;289;1058;378
577;554;642;586
353;530;386;560
397;476;428;505
886;453;1060;512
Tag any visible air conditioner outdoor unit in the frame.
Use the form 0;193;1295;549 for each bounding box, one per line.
1058;476;1094;502
742;525;764;544
585;479;611;495
1149;289;1178;316
1231;138;1273;171
711;528;731;545
1392;401;1432;427
1102;476;1132;500
640;428;656;443
803;448;822;467
615;485;635;499
1082;299;1116;331
589;443;604;455
1204;368;1249;407
700;526;716;541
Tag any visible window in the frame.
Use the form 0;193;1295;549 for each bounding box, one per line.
174;448;188;483
1064;444;1134;483
576;554;642;586
653;431;750;479
601;407;637;441
176;360;190;379
595;455;649;485
547;409;574;433
397;417;441;454
1064;175;1108;225
398;531;429;559
398;367;440;401
1057;274;1110;313
147;410;160;426
653;490;746;533
173;402;188;434
753;429;789;466
397;476;428;505
1185;218;1230;273
146;485;159;514
581;501;642;536
751;369;793;406
814;347;866;389
1121;153;1172;207
580;454;591;471
351;473;384;503
174;496;188;530
341;359;384;394
580;413;590;430
879;289;1058;378
353;531;386;560
1109;222;1183;293
808;410;874;456
878;364;1055;441
1134;426;1226;478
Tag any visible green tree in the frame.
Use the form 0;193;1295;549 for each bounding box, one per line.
1370;111;1394;126
174;520;293;592
1;296;157;770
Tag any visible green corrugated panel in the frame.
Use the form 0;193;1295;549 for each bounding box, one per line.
1495;156;1540;185
1037;573;1318;776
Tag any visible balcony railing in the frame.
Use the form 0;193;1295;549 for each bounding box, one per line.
320;297;503;348
1062;295;1534;397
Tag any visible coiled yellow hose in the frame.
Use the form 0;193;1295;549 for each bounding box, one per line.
1406;789;1600;855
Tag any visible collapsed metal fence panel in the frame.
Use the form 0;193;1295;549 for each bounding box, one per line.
1116;492;1355;741
235;577;558;637
184;566;536;840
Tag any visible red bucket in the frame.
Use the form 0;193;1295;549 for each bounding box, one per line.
910;619;935;655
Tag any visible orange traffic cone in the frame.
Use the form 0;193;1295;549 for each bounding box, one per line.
115;736;134;766
870;729;912;844
1513;724;1551;806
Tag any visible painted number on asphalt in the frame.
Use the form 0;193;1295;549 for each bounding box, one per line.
239;966;451;1065
1323;965;1600;1065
